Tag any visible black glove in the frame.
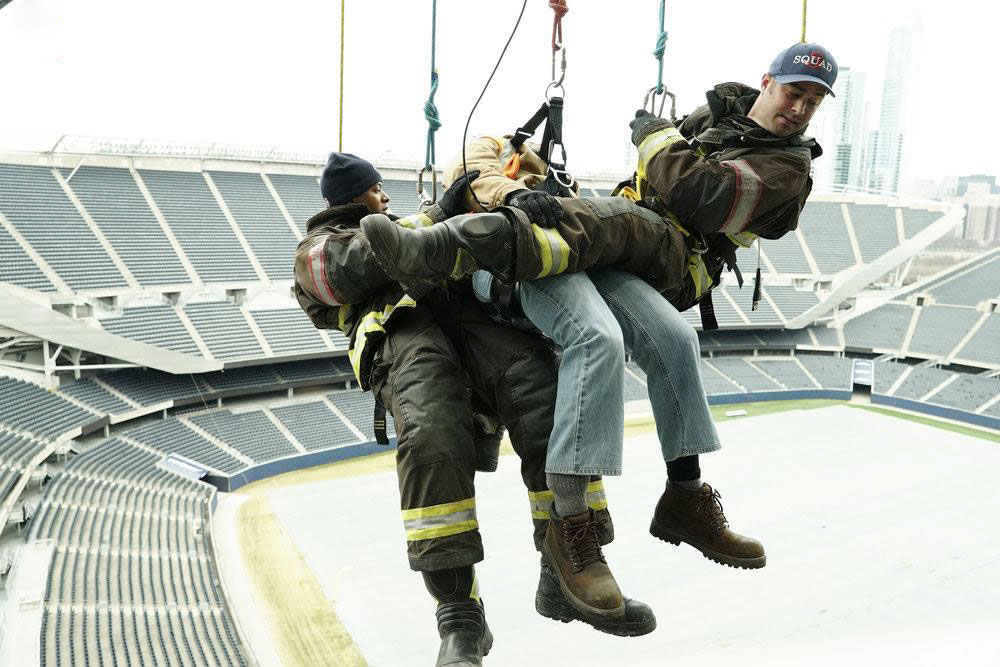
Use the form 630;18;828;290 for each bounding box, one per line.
506;189;563;228
629;109;673;147
437;170;480;218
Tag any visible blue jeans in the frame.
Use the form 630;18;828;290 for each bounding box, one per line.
473;269;721;475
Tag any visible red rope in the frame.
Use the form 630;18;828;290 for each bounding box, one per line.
549;0;567;50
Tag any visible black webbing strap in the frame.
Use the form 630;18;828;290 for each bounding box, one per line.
539;96;563;165
510;102;550;150
699;293;719;331
373;402;389;446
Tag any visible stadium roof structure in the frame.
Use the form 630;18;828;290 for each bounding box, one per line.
0;284;221;380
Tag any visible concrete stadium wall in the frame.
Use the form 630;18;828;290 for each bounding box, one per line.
707;389;852;405
870;394;1000;431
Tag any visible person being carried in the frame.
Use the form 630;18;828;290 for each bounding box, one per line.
361;42;836;599
293;153;655;667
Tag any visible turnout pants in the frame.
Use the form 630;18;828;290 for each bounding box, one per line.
370;290;612;572
509;197;689;295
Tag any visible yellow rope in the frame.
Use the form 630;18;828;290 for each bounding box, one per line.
800;0;807;42
339;0;345;150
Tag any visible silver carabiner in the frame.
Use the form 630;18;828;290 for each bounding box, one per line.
642;86;677;121
550;43;567;87
417;165;438;205
546;142;575;190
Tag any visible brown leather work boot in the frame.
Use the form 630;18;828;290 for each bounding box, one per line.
541;509;625;619
649;482;766;569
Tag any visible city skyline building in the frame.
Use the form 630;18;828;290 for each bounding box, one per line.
868;15;923;194
811;67;867;191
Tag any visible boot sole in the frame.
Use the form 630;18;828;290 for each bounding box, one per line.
539;547;626;620
649;521;766;570
535;590;655;637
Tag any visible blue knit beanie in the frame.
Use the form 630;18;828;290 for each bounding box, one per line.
320;152;383;206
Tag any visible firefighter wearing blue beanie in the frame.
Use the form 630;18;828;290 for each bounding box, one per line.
320;152;383;206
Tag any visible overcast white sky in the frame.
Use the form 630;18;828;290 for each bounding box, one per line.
0;0;994;183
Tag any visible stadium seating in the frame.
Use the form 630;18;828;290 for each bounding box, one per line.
0;164;127;290
751;359;818;389
902;208;941;239
250;308;331;354
796;354;853;390
926;253;1000;306
63;166;190;286
326;390;387;440
190;410;299;462
58;378;134;415
0;376;97;437
907;305;982;357
208;170;299;280
99;304;201;356
843;303;912;351
29;438;248;666
891;366;953;401
797;201;856;274
125;418;245;473
271;401;359;450
183;302;263;360
928;373;1000;413
872;361;909;394
848;203;899;263
265;173;324;236
698;360;744;395
707;358;783;392
138;169;258;283
0;220;57;292
761;233;812;274
954;314;1000;366
762;286;821;320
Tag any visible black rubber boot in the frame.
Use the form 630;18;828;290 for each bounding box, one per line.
435;600;494;667
535;558;656;637
361;211;516;287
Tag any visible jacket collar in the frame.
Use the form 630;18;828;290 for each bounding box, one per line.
684;82;822;159
305;203;394;232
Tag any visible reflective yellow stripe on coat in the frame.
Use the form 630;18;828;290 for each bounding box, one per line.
347;294;417;382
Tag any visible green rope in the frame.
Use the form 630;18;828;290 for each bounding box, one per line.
653;0;667;94
423;0;440;170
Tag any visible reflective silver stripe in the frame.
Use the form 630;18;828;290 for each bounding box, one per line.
403;508;477;533
720;159;763;234
586;487;607;511
531;224;570;278
726;231;759;248
307;239;341;306
529;492;554;519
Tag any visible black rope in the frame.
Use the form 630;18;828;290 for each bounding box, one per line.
461;0;530;189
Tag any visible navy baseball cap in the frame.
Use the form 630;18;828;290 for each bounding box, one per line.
768;42;838;96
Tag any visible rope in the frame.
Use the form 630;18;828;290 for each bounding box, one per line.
338;0;345;151
423;0;440;170
462;0;529;183
653;0;667;94
549;0;567;50
800;0;807;42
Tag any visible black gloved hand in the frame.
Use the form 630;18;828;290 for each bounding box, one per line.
437;170;480;218
506;189;563;228
629;109;673;147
